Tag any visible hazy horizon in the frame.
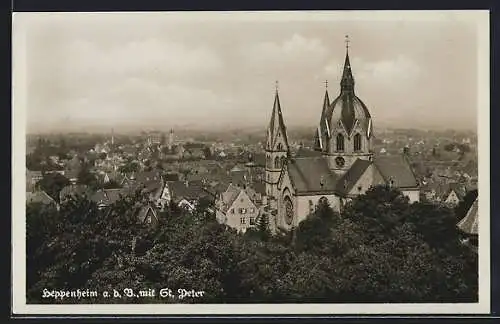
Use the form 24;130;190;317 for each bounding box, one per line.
15;12;480;134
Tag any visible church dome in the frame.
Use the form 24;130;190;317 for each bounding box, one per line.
327;90;372;136
321;48;373;138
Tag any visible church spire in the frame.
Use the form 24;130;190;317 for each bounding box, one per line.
267;81;289;151
340;35;355;92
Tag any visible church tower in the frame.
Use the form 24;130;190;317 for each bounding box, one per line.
168;128;174;151
265;82;290;202
317;36;374;175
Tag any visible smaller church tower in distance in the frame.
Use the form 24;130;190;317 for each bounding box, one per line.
265;81;290;205
168;128;174;151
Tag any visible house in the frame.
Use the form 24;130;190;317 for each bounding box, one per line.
163;180;211;212
90;189;125;210
215;184;260;233
137;204;160;227
64;169;80;185
437;182;467;206
26;190;56;207
59;184;91;203
457;197;478;252
26;169;43;192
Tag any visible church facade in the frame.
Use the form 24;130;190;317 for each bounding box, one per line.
265;41;420;232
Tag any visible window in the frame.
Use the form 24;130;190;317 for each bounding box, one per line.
250;217;256;225
336;133;345;152
250;208;255;213
357;186;362;191
231;208;234;214
146;215;152;224
354;133;362;152
274;156;280;169
240;217;246;224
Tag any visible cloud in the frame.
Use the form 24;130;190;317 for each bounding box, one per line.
324;55;421;86
353;56;421;86
58;38;223;82
242;33;328;67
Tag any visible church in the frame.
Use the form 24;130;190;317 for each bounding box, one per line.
264;38;420;232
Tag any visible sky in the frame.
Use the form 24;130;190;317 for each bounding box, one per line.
14;11;482;134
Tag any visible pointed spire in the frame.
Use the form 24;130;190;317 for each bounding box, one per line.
323;80;330;108
340;35;355;92
267;80;289;151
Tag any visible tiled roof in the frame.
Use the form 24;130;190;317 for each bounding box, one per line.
26;191;55;205
249;182;266;195
287;157;339;194
167;180;208;201
336;159;372;195
137;205;159;223
60;184;91;201
457;197;478;235
295;147;323;158
373;155;419;188
220;184;242;213
90;189;125;205
131;171;161;183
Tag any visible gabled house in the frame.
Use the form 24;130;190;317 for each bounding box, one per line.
90;189;125;210
437;182;467;206
59;184;91;203
26;190;57;207
162;180;211;212
215;184;260;233
26;169;43;192
137;204;160;227
457;197;478;252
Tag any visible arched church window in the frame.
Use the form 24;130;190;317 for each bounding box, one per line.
336;133;345;152
274;156;280;169
284;196;294;225
354;133;362;152
280;156;286;167
277;143;283;151
318;196;329;206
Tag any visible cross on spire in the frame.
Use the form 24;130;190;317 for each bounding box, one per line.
345;34;350;50
275;80;279;92
324;80;328;89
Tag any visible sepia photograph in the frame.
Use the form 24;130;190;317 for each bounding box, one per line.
12;10;490;315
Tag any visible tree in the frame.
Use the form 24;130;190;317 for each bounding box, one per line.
37;173;70;202
257;213;270;240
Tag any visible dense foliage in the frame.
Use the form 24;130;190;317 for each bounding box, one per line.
26;185;477;304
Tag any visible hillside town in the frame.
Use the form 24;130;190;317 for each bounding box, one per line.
26;123;479;248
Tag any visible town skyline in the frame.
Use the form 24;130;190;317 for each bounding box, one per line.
15;11;480;134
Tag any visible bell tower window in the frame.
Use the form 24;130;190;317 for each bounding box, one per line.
354;133;362;152
336;133;345;152
274;156;280;169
